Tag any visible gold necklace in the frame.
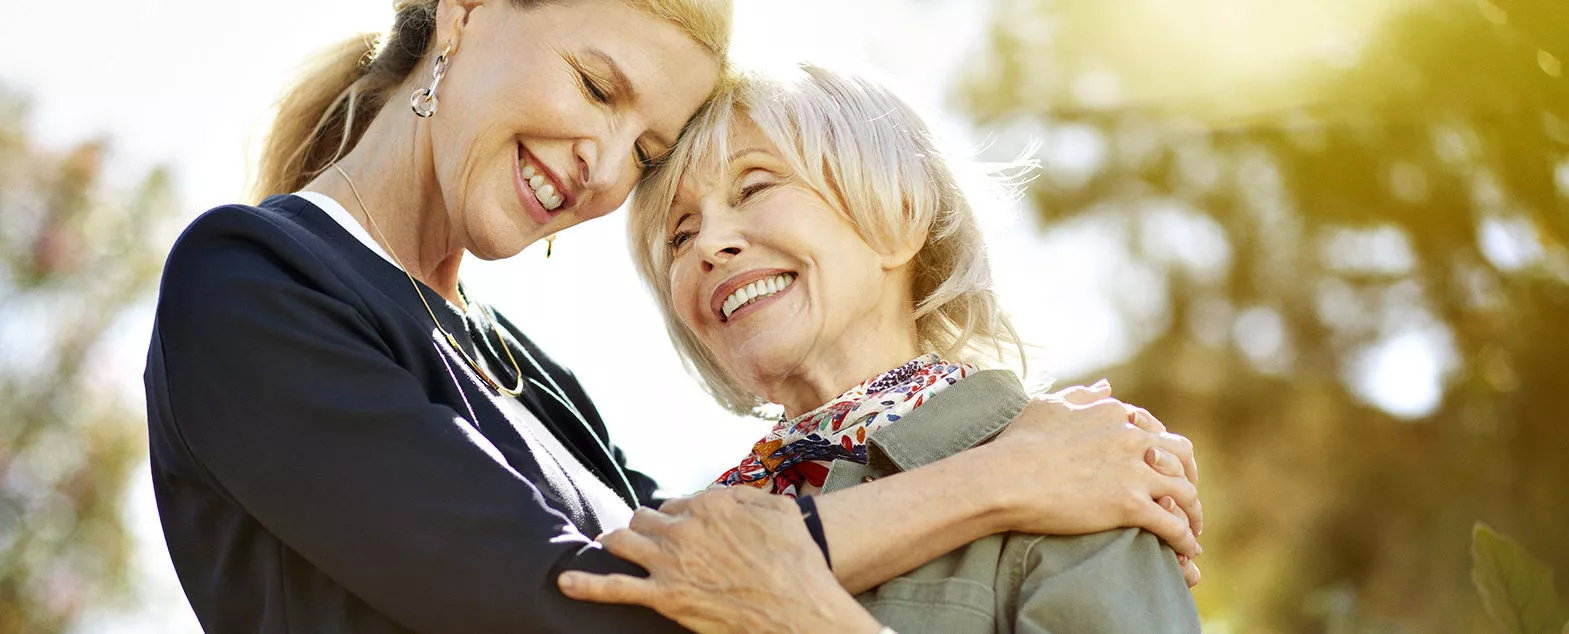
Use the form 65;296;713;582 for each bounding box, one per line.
331;163;527;398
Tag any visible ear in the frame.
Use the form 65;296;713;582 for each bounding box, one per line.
434;0;488;53
878;223;929;272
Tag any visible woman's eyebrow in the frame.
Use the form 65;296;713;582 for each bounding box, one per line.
586;48;680;151
586;49;639;104
728;147;766;163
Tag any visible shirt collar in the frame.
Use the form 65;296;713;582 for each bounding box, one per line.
292;190;399;269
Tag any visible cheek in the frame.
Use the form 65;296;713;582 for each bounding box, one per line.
667;263;702;329
587;174;638;220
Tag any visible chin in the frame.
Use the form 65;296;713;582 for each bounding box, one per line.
464;215;534;261
719;343;809;398
464;235;524;261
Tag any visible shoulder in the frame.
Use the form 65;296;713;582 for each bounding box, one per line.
164;198;329;276
155;197;379;341
160;198;347;304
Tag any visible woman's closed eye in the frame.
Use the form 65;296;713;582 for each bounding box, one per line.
581;70;612;104
733;170;780;204
667;213;697;252
667;228;695;251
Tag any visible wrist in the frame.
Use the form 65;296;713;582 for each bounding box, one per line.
948;443;1020;535
829;595;883;634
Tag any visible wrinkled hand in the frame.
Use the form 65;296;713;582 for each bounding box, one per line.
557;487;881;634
987;380;1204;584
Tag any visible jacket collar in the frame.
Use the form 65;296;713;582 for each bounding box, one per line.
864;369;1030;473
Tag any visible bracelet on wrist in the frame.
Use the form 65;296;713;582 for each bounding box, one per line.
793;495;832;569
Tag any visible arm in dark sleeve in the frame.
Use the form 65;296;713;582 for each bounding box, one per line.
1011;528;1201;633
152;209;684;633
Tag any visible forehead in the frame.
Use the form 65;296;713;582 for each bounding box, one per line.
553;1;721;146
668;117;777;212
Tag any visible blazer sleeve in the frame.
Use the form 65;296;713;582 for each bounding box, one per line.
1010;528;1202;633
150;208;684;633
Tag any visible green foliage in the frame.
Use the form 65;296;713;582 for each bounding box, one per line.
959;0;1568;630
0;87;178;633
1473;523;1569;634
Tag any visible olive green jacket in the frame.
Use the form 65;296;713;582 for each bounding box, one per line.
820;370;1202;634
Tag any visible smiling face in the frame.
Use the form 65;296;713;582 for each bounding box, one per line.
427;0;720;260
664;117;923;410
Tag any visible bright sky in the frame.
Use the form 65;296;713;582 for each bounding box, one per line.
0;0;1445;630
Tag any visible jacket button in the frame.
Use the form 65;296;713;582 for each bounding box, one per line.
862;475;876;483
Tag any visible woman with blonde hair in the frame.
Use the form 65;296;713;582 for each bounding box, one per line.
145;0;1201;630
566;63;1203;632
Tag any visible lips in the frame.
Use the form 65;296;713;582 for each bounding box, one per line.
513;142;576;224
709;268;797;323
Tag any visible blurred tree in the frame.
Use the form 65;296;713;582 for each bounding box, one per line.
960;0;1567;631
0;88;176;633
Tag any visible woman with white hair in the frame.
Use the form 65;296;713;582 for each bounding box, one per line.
560;64;1204;632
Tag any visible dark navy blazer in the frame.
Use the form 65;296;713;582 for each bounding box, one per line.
144;195;685;633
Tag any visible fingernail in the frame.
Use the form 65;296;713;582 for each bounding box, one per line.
1090;378;1110;390
558;572;580;590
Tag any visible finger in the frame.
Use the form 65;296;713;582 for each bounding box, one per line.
1153;432;1199;485
629;506;677;534
598;528;663;566
1056;380;1111;405
1080;399;1131;423
557;571;659;606
1159;495;1188;529
1158;495;1202;546
1134;499;1201;558
1126;406;1166;434
656;495;694;514
1183;560;1202;588
1149;474;1203;540
1144;447;1184;479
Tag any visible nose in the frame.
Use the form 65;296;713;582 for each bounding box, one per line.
693;203;746;274
575;127;640;204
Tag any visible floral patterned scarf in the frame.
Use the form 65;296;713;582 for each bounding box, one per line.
713;354;975;498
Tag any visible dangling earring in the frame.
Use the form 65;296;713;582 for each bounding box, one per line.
545;233;557;259
410;40;455;118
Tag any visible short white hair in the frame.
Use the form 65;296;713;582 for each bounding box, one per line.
629;62;1026;415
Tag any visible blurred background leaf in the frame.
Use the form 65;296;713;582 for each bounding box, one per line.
0;86;178;634
1472;522;1569;634
959;0;1567;630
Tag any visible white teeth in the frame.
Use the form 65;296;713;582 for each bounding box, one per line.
720;273;797;320
519;156;566;211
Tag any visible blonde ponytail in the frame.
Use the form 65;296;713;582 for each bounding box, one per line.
249;1;439;202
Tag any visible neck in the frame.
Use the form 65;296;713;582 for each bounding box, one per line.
766;305;923;420
303;97;467;305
